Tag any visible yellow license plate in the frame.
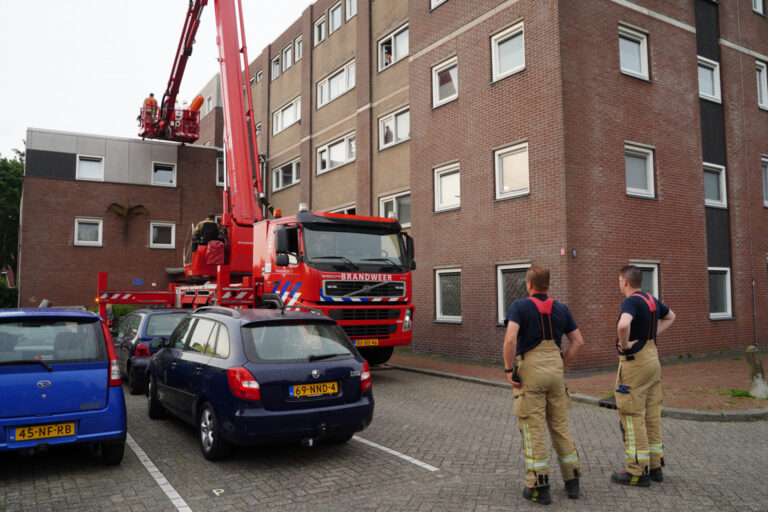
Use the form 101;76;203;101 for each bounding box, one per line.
355;338;379;347
11;422;75;443
290;381;338;398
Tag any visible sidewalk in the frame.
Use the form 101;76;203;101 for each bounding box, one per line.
387;349;768;421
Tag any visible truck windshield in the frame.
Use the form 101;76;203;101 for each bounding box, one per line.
303;225;407;270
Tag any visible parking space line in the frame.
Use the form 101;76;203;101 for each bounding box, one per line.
352;435;440;472
127;434;193;512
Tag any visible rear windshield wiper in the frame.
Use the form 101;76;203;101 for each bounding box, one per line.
308;353;349;362
0;360;53;372
310;255;359;270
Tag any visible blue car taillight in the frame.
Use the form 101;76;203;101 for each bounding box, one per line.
134;342;151;357
227;367;261;401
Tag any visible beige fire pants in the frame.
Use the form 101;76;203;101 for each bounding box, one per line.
615;340;663;476
513;340;582;488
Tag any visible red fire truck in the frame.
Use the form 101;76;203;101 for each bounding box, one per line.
97;0;415;365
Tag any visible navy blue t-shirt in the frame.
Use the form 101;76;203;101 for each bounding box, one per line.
619;292;670;355
505;294;578;356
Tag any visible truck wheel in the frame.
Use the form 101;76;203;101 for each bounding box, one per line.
199;402;230;461
359;346;394;366
101;441;125;466
147;376;165;419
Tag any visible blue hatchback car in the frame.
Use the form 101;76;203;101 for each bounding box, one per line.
146;306;374;460
0;309;127;465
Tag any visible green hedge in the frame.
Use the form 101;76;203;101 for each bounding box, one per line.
0;282;18;308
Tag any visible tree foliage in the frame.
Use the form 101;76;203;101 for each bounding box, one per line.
0;148;24;282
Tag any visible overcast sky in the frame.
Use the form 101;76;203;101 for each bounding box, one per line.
0;0;314;159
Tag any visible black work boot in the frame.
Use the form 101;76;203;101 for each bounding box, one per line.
649;466;663;482
522;485;552;505
610;470;650;487
564;477;579;499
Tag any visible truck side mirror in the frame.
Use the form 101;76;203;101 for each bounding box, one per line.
405;234;416;270
275;228;290;254
275;253;290;267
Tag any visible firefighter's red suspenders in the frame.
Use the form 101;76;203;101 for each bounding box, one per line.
633;292;657;341
529;297;555;341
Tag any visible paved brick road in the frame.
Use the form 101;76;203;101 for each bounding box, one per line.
1;368;766;511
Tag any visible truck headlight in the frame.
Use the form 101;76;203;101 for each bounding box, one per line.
403;308;413;331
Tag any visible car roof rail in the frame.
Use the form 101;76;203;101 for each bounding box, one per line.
194;306;241;319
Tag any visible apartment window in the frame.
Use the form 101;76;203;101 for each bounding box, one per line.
77;155;104;181
152;162;176;187
256;70;263;82
378;24;409;70
431;0;448;9
216;157;224;186
703;163;727;208
618;25;649;80
757;61;768;109
495;142;529;200
255;123;262;136
497;263;530;323
282;46;292;72
74;218;103;247
249;75;255;88
206;95;213;114
317;133;356;174
762;157;768;207
331;205;356;215
379;192;411;227
698;56;721;103
492;22;525;81
436;268;461;322
754;0;764;15
272;159;300;192
329;3;342;34
314;16;326;45
379;108;410;149
317;61;355;108
295;36;303;61
150;222;175;250
624;143;655;198
432;56;458;107
708;267;732;319
272;97;301;135
629;261;659;297
346;0;357;20
434;163;460;211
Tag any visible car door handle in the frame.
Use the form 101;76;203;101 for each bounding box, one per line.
170;362;177;369
194;366;204;375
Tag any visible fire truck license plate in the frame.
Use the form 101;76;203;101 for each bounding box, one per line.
354;339;379;347
10;422;75;442
290;382;339;398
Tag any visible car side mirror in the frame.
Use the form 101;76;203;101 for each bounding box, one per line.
150;337;165;349
275;253;290;267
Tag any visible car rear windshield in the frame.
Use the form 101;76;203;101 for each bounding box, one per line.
241;321;355;363
0;317;106;364
146;313;188;337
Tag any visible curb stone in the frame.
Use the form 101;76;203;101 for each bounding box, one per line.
385;363;768;422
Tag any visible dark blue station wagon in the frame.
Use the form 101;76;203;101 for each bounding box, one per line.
146;306;374;460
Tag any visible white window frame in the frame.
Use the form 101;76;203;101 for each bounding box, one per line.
249;75;255;87
346;0;357;20
379;191;411;228
74;217;103;247
629;260;659;298
708;267;732;319
703;162;727;208
754;0;764;15
282;45;292;72
255;123;262;136
434;163;460;212
435;268;462;322
378;24;409;71
431;0;448;9
624;143;655;198
151;161;177;187
316;60;356;108
314;16;326;45
272;158;301;192
618;25;649;80
272;97;301;135
216;157;225;187
316;132;356;175
432;56;459;108
271;56;280;80
295;36;303;61
496;263;531;324
256;70;263;82
378;107;410;149
761;156;768;207
494;142;529;200
330;205;356;215
328;2;342;34
76;154;104;181
757;61;768;110
206;95;213;114
697;56;721;103
149;222;176;250
491;22;525;82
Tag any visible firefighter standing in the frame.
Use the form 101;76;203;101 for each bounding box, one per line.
611;265;676;486
143;93;158;118
503;265;584;505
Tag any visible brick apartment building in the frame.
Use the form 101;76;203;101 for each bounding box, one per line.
198;0;768;369
18;128;222;307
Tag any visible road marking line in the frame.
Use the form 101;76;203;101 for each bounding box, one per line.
353;435;439;472
127;434;193;512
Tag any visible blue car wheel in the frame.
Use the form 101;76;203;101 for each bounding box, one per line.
198;402;230;461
